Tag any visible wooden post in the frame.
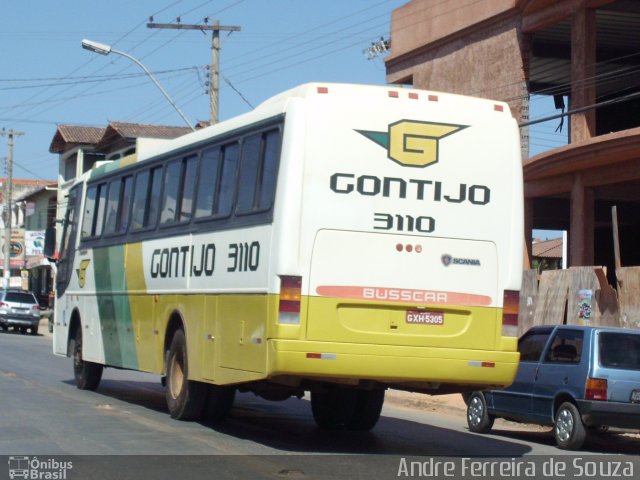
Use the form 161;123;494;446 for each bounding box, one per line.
612;205;621;270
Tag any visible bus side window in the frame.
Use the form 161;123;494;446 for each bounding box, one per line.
236;134;261;213
118;176;133;233
237;129;281;214
81;185;98;238
93;184;108;237
258;129;281;210
195;147;221;218
103;180;122;235
131;171;150;230
215;142;239;217
146;167;163;228
161;160;182;225
179;156;198;222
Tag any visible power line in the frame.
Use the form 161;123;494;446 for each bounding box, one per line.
520;90;640;128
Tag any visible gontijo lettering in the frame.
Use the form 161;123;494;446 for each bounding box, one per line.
150;243;216;278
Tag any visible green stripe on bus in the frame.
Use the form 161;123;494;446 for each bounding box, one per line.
94;246;138;369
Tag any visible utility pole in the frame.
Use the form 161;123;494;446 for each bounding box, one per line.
0;129;24;289
147;20;241;125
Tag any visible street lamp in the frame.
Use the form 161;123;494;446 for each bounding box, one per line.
81;39;195;131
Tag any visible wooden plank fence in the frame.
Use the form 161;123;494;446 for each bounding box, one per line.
518;267;621;333
616;267;640;329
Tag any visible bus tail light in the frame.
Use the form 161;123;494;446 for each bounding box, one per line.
279;276;302;324
501;290;519;337
585;378;608;401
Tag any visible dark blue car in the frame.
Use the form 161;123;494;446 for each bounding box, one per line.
465;325;640;449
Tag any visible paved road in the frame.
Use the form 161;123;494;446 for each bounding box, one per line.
1;327;638;479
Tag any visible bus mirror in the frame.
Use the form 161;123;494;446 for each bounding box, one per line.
43;226;56;260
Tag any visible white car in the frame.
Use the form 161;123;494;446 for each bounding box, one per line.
0;289;42;335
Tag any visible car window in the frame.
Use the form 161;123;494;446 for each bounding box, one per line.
4;292;37;304
518;331;551;362
544;329;583;364
599;332;640;370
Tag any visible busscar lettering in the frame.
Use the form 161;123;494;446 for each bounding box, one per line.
363;287;448;303
150;243;216;278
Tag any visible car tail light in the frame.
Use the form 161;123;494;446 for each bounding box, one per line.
0;302;8;308
585;377;608;401
501;290;519;337
279;276;302;324
32;305;42;311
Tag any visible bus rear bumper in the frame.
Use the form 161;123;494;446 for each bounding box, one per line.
267;340;519;391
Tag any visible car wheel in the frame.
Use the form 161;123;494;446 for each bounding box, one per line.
467;391;495;433
554;401;586;450
31;325;38;336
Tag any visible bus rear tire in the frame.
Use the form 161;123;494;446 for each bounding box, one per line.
311;386;357;430
346;388;385;431
202;384;236;423
72;327;103;391
165;329;207;420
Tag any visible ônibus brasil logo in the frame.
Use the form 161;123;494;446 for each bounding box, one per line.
356;120;467;168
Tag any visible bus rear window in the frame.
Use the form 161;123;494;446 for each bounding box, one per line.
599;332;640;370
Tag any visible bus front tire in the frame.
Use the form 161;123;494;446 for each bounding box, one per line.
165;329;207;420
72;328;103;391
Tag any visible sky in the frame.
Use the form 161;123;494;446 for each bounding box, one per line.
0;1;567;184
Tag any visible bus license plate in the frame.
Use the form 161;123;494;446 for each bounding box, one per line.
631;390;640;403
406;310;444;325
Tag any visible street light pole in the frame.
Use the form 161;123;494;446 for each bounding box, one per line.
81;39;195;131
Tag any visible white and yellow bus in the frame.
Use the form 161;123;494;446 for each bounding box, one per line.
49;83;523;430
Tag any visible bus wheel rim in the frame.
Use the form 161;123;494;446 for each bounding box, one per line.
169;355;184;399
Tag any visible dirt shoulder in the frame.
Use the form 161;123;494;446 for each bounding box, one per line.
386;389;467;416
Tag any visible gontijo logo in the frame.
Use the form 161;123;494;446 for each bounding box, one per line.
76;259;91;288
356;120;468;168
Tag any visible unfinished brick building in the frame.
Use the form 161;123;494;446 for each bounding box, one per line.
386;0;640;281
